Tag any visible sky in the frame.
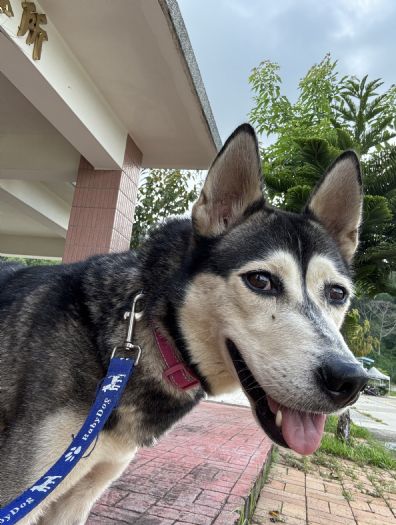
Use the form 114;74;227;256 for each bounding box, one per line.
178;0;396;143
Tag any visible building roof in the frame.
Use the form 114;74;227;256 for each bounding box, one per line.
367;367;390;381
0;0;220;257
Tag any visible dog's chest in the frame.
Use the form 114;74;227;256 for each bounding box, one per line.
105;381;204;448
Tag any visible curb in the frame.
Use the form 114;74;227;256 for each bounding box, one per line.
237;445;275;525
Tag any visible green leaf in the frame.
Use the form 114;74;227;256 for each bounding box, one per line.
284;185;312;212
131;169;200;248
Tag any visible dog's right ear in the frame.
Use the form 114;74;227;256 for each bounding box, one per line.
192;124;263;237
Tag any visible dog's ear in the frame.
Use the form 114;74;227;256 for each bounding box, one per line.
305;151;363;262
192;124;263;236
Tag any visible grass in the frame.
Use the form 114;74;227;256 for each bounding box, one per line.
311;450;340;470
318;431;396;470
281;452;310;473
342;488;353;502
282;416;396;471
237;447;275;525
317;415;396;470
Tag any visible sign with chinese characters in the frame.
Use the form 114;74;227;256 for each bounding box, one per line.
0;1;48;60
0;0;13;17
17;2;48;60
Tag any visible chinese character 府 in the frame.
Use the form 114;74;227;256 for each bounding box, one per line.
17;2;48;60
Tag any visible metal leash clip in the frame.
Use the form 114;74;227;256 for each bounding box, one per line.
111;292;145;363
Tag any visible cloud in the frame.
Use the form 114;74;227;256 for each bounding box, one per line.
330;0;394;40
225;0;255;19
343;49;374;77
338;0;390;15
178;0;396;141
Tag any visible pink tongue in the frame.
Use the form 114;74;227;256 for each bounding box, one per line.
281;407;326;455
267;397;326;455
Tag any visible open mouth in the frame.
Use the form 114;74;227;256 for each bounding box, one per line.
226;339;326;455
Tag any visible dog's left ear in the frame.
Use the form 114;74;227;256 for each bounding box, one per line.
192;124;263;236
305;151;363;262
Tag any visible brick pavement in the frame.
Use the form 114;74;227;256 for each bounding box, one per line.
87;401;272;524
253;450;396;525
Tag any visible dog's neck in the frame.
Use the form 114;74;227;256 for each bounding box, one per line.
81;219;212;392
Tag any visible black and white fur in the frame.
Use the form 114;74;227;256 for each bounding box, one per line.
0;124;366;524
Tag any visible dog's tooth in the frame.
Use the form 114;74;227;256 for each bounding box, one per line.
275;409;282;428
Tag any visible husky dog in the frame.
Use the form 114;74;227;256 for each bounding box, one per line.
0;124;367;524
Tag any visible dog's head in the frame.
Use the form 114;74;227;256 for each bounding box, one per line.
180;124;368;455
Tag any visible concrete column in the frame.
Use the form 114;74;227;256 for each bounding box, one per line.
63;136;141;263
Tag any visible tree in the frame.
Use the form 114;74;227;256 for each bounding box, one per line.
249;54;341;166
358;295;396;357
0;256;56;266
357;148;396;294
334;76;396;152
131;169;199;248
342;309;380;357
249;54;396;295
249;54;396;160
336;409;351;442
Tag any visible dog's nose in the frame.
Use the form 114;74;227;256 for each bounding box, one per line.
319;358;368;407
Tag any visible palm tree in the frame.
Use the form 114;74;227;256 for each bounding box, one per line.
356;147;396;295
334;76;396;154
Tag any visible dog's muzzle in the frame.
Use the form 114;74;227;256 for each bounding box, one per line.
226;339;288;449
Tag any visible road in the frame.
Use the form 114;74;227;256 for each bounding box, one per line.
351;394;396;447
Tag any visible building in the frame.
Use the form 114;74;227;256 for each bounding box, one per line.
0;0;220;262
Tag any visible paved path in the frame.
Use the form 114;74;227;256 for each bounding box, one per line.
253;450;396;525
351;395;396;448
209;389;249;408
87;401;272;524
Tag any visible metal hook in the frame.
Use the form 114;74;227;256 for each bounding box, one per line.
124;292;145;345
111;292;145;364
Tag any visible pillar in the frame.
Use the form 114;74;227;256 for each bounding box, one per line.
63;135;141;263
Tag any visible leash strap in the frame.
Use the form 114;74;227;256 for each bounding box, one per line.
0;357;134;525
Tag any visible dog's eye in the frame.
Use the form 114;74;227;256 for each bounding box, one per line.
243;272;280;295
326;285;348;304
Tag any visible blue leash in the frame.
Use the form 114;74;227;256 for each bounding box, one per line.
0;293;144;525
0;357;135;525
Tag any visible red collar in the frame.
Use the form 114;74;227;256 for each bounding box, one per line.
153;329;201;390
